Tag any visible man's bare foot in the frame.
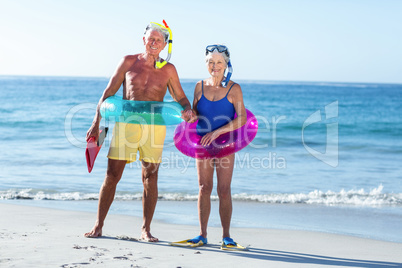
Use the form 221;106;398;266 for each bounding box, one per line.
84;226;102;238
140;230;159;242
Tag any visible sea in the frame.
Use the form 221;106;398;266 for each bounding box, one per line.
1;75;401;243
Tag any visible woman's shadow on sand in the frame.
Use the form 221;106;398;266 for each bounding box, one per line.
101;236;401;268
224;246;401;268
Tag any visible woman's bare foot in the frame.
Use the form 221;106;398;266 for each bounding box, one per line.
140;230;159;242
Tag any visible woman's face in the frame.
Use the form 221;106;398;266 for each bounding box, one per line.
207;52;227;78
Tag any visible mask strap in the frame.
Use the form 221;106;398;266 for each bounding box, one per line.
222;60;232;87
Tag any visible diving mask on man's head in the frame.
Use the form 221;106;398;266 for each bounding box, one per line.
205;44;232;87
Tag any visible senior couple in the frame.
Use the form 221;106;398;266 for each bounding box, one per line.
85;22;246;248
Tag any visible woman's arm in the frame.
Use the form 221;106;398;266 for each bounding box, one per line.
200;82;247;146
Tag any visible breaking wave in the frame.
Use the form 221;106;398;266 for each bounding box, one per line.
1;185;401;207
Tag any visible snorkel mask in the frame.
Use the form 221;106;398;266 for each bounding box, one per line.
205;45;233;87
146;20;173;69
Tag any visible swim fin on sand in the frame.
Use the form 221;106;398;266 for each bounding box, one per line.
85;126;108;173
170;235;207;248
220;237;249;251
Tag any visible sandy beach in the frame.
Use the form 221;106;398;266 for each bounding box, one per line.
0;203;401;267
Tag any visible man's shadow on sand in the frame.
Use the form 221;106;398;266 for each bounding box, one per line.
99;236;401;268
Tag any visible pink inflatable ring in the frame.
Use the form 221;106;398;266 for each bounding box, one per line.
173;109;258;159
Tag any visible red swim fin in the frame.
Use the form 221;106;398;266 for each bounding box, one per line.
85;126;108;173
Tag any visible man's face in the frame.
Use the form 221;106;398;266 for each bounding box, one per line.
143;30;167;57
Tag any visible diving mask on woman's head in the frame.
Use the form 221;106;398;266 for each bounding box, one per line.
205;44;232;87
205;45;230;58
144;20;173;69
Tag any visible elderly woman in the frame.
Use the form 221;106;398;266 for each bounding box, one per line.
187;44;247;248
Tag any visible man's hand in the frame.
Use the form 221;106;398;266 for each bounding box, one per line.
181;109;197;123
86;123;100;143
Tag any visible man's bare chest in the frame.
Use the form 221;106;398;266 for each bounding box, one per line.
125;67;168;89
123;67;169;101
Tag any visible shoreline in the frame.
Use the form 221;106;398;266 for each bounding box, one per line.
1;203;402;267
3;199;402;244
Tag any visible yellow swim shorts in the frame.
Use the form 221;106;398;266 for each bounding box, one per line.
107;122;166;163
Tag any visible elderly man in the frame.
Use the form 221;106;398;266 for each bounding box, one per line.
84;22;194;242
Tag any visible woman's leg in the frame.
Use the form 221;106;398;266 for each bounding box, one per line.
196;158;215;238
216;154;235;239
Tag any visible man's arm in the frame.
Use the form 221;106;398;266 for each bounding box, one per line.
86;56;132;142
165;64;194;122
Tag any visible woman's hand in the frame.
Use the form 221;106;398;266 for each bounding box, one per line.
200;130;222;146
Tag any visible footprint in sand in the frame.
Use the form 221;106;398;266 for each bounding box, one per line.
117;235;139;241
113;256;129;260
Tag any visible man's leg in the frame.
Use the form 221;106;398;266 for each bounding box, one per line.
140;161;160;242
84;158;126;237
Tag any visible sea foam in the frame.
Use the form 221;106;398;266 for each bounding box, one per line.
1;185;400;207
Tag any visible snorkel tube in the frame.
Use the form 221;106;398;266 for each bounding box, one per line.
153;20;172;69
222;60;233;87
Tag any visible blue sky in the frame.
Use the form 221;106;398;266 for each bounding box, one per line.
1;0;401;83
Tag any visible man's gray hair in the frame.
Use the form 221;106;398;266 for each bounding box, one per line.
144;24;169;43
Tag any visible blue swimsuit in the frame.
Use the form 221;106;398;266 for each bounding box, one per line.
196;81;236;136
